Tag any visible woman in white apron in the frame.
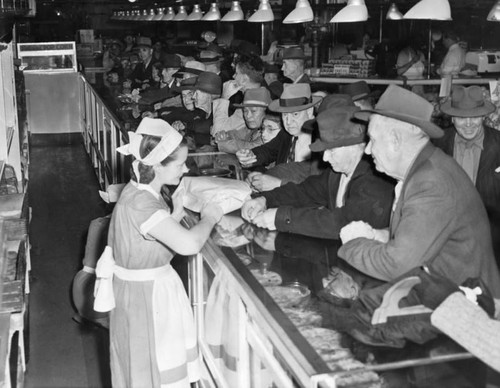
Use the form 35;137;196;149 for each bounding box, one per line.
94;117;223;387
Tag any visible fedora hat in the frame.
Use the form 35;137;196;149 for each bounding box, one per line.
173;60;206;78
161;54;182;69
269;83;322;113
135;36;152;49
197;50;224;64
440;85;496;117
181;71;222;96
302;94;355;132
233;87;272;108
264;62;281;74
282;47;307;61
341;81;372;101
310;106;365;152
354;85;444;139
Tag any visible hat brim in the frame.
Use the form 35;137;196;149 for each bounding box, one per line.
283;56;309;61
354;109;444;139
233;103;269;109
173;68;204;78
301;118;316;133
310;135;365;152
269;96;322;113
440;101;496;117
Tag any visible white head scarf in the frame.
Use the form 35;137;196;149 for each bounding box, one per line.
117;117;183;181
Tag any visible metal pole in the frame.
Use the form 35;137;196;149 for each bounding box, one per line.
427;20;432;79
261;23;265;56
379;5;383;43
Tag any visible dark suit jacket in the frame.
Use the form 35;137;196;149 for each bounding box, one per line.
339;143;500;298
252;129;294;167
260;156;395;239
129;60;154;88
434;126;500;263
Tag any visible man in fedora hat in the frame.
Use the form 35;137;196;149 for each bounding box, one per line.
341;81;375;110
139;54;182;106
175;71;222;146
214;87;273;153
240;106;395;239
236;84;321;181
281;47;310;84
435;85;500;265
248;93;356;191
338;85;500;297
212;55;265;137
129;36;155;89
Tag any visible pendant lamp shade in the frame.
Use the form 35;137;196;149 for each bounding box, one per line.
174;6;188;21
283;0;313;23
162;7;176;21
403;0;451;20
186;4;203;20
146;9;156;21
153;8;164;21
248;0;274;22
201;3;221;21
330;0;368;23
386;3;403;20
487;1;500;21
222;1;244;22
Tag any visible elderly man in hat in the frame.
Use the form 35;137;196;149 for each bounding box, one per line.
240;106;395;239
173;71;222;146
341;81;375;110
236;84;321;177
282;47;310;84
129;36;155;89
435;85;500;265
212;54;265;137
338;85;500;297
139;54;182;106
214;87;273;153
247;93;355;191
151;61;207;111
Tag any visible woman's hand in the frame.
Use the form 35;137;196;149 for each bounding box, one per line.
171;187;186;222
200;202;224;224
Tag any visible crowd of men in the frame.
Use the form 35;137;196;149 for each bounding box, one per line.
103;33;500;301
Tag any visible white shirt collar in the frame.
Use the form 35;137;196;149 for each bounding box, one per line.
130;180;161;200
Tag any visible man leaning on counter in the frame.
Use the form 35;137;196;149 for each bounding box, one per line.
338;85;500;298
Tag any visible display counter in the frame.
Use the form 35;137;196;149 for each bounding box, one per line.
186;210;478;388
310;75;497;86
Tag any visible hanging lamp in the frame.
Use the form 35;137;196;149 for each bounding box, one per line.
386;3;403;20
283;0;313;24
173;5;188;21
487;0;500;21
186;4;204;20
162;7;176;21
248;0;274;22
330;0;368;23
201;3;221;21
221;1;244;22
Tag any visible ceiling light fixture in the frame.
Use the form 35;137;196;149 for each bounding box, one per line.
330;0;368;23
283;0;313;24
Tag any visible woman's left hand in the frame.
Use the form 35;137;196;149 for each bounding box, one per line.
172;187;186;221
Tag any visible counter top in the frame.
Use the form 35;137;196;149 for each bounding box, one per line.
311;76;497;85
203;211;475;386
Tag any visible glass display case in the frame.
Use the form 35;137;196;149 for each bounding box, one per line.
17;42;77;72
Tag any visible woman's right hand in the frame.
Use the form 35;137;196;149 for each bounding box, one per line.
201;202;224;224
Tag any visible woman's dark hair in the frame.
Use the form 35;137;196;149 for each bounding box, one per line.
234;54;264;84
131;135;188;185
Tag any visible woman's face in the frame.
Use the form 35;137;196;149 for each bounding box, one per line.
156;146;189;185
261;119;281;143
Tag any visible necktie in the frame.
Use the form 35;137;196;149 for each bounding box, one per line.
287;136;297;163
462;143;475;183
